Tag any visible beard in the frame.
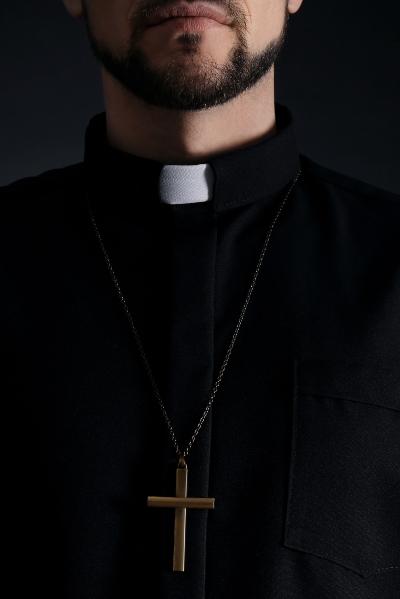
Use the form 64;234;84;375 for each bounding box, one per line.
82;4;289;111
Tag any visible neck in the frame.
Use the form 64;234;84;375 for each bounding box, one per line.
101;67;277;165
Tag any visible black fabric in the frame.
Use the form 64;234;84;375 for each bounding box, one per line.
1;103;399;599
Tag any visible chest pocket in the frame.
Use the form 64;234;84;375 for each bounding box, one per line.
284;358;400;578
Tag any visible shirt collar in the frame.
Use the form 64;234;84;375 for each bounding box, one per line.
83;102;300;213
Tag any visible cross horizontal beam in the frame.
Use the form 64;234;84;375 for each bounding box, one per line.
147;496;215;509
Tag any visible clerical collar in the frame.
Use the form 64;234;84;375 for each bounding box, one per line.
159;164;214;205
83;103;300;213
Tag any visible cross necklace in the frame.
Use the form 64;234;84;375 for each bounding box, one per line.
87;169;301;572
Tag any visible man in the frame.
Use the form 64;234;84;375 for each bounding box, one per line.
2;0;399;598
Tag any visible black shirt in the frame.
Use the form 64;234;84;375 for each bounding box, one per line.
2;104;399;598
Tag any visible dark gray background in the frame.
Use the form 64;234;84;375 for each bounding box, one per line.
1;0;399;192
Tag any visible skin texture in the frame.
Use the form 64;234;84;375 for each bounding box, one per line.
62;0;304;163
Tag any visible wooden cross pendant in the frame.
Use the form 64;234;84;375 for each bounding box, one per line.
147;454;215;572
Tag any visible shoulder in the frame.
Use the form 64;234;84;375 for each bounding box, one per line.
297;155;400;269
0;163;87;265
1;162;85;193
0;162;85;219
299;154;400;209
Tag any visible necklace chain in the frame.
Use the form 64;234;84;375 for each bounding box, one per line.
87;168;301;458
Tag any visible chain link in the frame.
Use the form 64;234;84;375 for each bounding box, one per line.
87;168;301;459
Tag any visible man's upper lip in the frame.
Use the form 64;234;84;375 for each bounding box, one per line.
145;2;232;27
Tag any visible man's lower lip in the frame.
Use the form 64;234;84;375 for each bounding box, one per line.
148;16;225;31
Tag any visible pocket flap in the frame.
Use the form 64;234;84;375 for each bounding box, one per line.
296;358;400;412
